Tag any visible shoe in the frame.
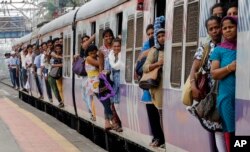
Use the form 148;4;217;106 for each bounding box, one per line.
58;102;64;108
150;139;164;147
38;96;44;100
90;114;96;121
104;119;112;131
49;99;53;103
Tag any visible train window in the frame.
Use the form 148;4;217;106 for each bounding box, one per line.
125;16;135;83
170;3;184;88
98;25;104;47
105;22;110;29
77;33;82;54
154;0;166;17
91;22;96;45
63;36;71;77
117;12;123;36
184;1;199;81
134;14;144;82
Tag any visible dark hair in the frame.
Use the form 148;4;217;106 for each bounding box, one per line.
81;35;90;41
102;28;114;39
205;16;221;30
211;3;225;15
226;2;238;12
55;44;62;49
47;40;52;44
41;42;47;47
27;44;32;49
146;24;154;33
149;37;155;47
86;44;98;56
222;16;237;27
113;37;121;45
53;37;59;44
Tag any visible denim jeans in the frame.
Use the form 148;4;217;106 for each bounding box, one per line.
100;98;113;120
21;68;27;89
10;68;19;88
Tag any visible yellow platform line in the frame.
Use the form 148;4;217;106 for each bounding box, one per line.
4;98;80;152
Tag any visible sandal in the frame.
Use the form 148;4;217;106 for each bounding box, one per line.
105;119;112;131
90;115;96;121
150;139;161;147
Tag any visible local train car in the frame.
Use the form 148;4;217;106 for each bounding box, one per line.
14;0;249;152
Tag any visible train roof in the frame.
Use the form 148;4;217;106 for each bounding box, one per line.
76;0;128;21
14;33;32;45
38;9;78;36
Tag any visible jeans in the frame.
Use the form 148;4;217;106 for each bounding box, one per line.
10;68;19;88
100;98;113;120
21;68;27;89
34;75;43;96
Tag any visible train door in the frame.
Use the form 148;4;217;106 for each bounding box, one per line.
234;0;250;135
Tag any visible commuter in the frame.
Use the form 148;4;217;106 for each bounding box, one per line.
84;44;100;120
211;3;226;18
226;2;238;17
20;46;28;92
98;28;119;130
75;34;96;121
4;53;12;85
24;45;33;93
108;38;123;132
40;42;53;102
189;16;226;152
142;28;165;147
33;44;44;99
9;51;20;89
48;44;64;108
210;16;237;152
136;24;165;146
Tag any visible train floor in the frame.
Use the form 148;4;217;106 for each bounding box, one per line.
0;82;106;152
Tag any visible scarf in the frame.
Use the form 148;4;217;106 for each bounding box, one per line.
108;50;123;70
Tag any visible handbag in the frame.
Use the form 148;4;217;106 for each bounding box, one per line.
195;81;220;122
98;73;115;102
182;44;210;106
139;49;161;89
72;57;87;76
49;67;62;79
139;67;161;89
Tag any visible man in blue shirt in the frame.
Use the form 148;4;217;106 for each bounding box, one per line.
9;51;20;89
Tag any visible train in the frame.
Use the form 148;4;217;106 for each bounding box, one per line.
12;0;250;152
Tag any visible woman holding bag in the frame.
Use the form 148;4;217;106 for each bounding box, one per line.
188;16;226;152
142;28;165;147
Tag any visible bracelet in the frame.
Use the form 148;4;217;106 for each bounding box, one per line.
190;79;195;83
227;65;232;72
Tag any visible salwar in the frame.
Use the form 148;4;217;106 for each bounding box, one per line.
56;78;63;101
48;76;62;102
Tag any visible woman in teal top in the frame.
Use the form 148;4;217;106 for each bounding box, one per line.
210;16;237;152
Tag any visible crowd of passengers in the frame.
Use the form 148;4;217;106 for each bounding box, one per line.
4;1;238;151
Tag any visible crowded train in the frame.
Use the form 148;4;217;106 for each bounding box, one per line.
5;0;250;151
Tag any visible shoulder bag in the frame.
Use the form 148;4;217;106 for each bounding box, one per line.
182;44;210;106
73;57;87;76
139;49;161;89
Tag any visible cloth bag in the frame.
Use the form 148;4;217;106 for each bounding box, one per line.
49;67;62;79
182;44;210;106
139;49;161;89
139;67;161;89
98;73;115;102
195;81;220;122
73;57;87;76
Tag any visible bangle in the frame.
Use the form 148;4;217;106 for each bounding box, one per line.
190;79;195;83
227;65;232;72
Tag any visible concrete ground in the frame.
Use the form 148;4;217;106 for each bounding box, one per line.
0;82;106;152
